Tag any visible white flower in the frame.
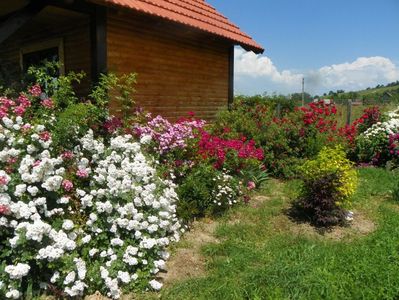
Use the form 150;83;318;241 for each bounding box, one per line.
149;279;163;290
37;246;64;261
140;135;152;145
42;175;63;191
2;117;13;128
82;234;91;244
89;248;98;257
110;238;124;247
14;184;27;197
27;185;39;196
140;238;157;249
62;220;74;231
5;289;20;299
50;271;60;283
74;258;87;280
64;271;76;285
117;271;131;283
5;263;30;279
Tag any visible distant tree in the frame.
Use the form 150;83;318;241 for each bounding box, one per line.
290;92;312;102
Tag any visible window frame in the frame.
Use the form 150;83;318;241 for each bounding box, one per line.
19;38;65;74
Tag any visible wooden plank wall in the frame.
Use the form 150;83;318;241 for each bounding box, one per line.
107;10;230;120
0;6;92;97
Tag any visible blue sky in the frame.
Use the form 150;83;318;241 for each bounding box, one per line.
207;0;399;95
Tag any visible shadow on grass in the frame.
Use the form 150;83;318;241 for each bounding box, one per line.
284;200;350;235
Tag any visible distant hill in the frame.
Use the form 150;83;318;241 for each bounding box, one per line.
357;84;399;96
323;81;399;103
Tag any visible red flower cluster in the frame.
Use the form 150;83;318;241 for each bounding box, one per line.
296;101;337;133
103;116;123;133
198;131;264;169
338;106;382;144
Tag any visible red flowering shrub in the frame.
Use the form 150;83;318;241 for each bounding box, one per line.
357;106;382;134
213;98;384;177
338;106;382;147
198;130;264;170
297;101;338;132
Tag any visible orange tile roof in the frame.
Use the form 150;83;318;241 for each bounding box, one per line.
89;0;264;53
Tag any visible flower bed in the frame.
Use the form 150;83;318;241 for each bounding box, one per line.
0;85;183;298
0;68;265;299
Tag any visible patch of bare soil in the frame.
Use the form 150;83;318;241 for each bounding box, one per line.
250;195;271;208
274;210;376;241
84;292;109;300
158;219;219;286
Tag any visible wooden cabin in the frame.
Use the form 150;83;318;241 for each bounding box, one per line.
0;0;263;119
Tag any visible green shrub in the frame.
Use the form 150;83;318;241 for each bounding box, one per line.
51;103;102;149
176;163;241;221
296;146;358;226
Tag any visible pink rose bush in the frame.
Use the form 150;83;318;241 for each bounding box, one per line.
134;114;266;220
134;115;206;154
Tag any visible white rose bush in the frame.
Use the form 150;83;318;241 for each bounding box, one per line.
356;107;399;166
0;84;181;299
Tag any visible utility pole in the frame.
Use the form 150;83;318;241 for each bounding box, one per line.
302;77;305;106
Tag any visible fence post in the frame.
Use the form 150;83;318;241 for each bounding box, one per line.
346;99;352;125
276;102;281;118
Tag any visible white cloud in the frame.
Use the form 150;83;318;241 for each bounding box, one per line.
234;47;399;95
235;48;302;85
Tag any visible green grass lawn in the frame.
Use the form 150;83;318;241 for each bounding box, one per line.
157;167;399;300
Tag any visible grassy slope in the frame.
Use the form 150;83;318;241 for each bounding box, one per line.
335;84;399;99
357;85;399;96
159;168;399;300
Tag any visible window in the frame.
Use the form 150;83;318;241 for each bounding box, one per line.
20;39;65;74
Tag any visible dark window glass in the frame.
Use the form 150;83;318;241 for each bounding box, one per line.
22;47;59;72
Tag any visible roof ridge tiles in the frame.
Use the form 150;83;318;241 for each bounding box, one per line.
87;0;264;53
134;0;245;35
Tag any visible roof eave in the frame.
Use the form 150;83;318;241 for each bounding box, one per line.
241;44;264;55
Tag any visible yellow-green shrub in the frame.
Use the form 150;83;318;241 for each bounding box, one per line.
297;146;358;225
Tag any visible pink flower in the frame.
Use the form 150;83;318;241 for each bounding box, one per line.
76;169;89;178
61;151;74;160
0;109;8;118
0;205;10;215
0;175;8;186
41;98;54;109
39;131;51;141
7;157;17;165
103;116;123;134
62;179;74;192
17;94;31;108
21;124;32;133
13;105;26;116
29;84;42;97
0;97;15;110
247;181;256;190
33;160;41;167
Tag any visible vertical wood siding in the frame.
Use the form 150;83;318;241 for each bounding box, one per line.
107;10;230;120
